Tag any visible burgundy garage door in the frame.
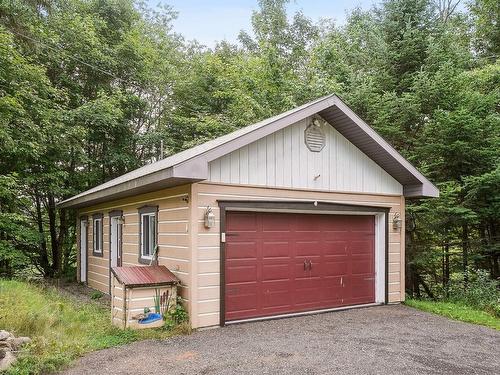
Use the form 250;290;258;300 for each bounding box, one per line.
224;211;375;322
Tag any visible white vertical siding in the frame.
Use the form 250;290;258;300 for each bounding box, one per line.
208;118;403;195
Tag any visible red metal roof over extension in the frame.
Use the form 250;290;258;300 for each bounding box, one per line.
111;265;179;288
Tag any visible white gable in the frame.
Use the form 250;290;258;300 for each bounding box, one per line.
208;117;403;195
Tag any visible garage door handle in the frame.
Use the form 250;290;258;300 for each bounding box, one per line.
304;260;312;271
364;277;375;281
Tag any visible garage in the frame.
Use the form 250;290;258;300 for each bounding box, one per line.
221;202;387;324
64;94;439;328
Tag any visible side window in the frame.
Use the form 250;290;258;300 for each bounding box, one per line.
138;206;158;264
92;213;103;256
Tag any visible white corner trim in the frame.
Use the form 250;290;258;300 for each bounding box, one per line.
375;212;386;303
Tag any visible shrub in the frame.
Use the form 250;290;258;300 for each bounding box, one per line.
448;270;500;317
90;290;104;300
164;296;189;330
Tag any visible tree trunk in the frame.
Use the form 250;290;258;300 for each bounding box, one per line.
47;193;61;276
417;274;435;300
489;221;499;279
444;242;450;297
410;263;421;298
462;223;469;289
35;193;51;276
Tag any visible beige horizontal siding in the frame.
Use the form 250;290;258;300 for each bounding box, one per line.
198;273;220;287
79;179;405;329
389;265;401;275
78;185;192;305
197;312;219;327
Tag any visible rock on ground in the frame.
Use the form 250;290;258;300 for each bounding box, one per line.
0;331;12;341
0;330;31;371
0;351;16;372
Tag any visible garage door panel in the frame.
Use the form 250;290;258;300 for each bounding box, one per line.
293;276;322;291
322;261;349;276
324;241;348;255
225;212;376;322
349;275;375;301
226;212;258;232
294;287;323;306
295;216;323;231
262;241;291;258
226;264;258;284
295;241;321;257
350;240;374;254
226;296;258;318
351;259;373;275
262;292;292;310
309;261;322;277
321;279;344;302
262;214;292;231
225;242;258;260
261;232;293;241
261;281;291;308
262;263;291;281
293;261;312;277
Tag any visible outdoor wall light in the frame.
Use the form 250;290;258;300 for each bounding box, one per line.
393;212;402;230
81;219;88;227
204;206;216;228
312;117;324;127
116;217;125;225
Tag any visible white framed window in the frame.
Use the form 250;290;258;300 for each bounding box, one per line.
92;214;103;256
139;207;157;263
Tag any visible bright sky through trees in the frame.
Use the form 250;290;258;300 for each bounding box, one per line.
152;0;379;46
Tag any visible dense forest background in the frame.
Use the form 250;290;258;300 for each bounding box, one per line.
0;0;498;307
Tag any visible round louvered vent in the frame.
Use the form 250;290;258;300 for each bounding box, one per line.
304;118;326;152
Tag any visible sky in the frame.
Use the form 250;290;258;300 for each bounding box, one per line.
147;1;378;47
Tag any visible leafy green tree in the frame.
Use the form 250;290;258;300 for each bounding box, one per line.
0;0;498;301
469;0;500;57
0;0;181;276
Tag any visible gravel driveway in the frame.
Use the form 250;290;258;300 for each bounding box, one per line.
63;305;500;375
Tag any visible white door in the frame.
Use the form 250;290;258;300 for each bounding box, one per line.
110;216;121;268
80;219;87;283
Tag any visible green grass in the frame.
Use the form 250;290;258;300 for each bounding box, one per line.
0;279;185;374
405;299;500;330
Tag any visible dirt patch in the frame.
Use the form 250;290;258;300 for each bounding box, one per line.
44;279;110;307
175;351;197;361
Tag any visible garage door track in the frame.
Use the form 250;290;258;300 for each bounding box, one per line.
63;305;500;375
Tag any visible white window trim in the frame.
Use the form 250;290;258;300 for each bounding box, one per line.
140;212;156;260
93;217;102;254
80;218;87;282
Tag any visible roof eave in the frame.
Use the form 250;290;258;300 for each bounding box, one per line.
58;167;204;209
330;96;439;199
403;183;440;198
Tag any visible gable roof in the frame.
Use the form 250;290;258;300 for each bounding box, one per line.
59;94;438;209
